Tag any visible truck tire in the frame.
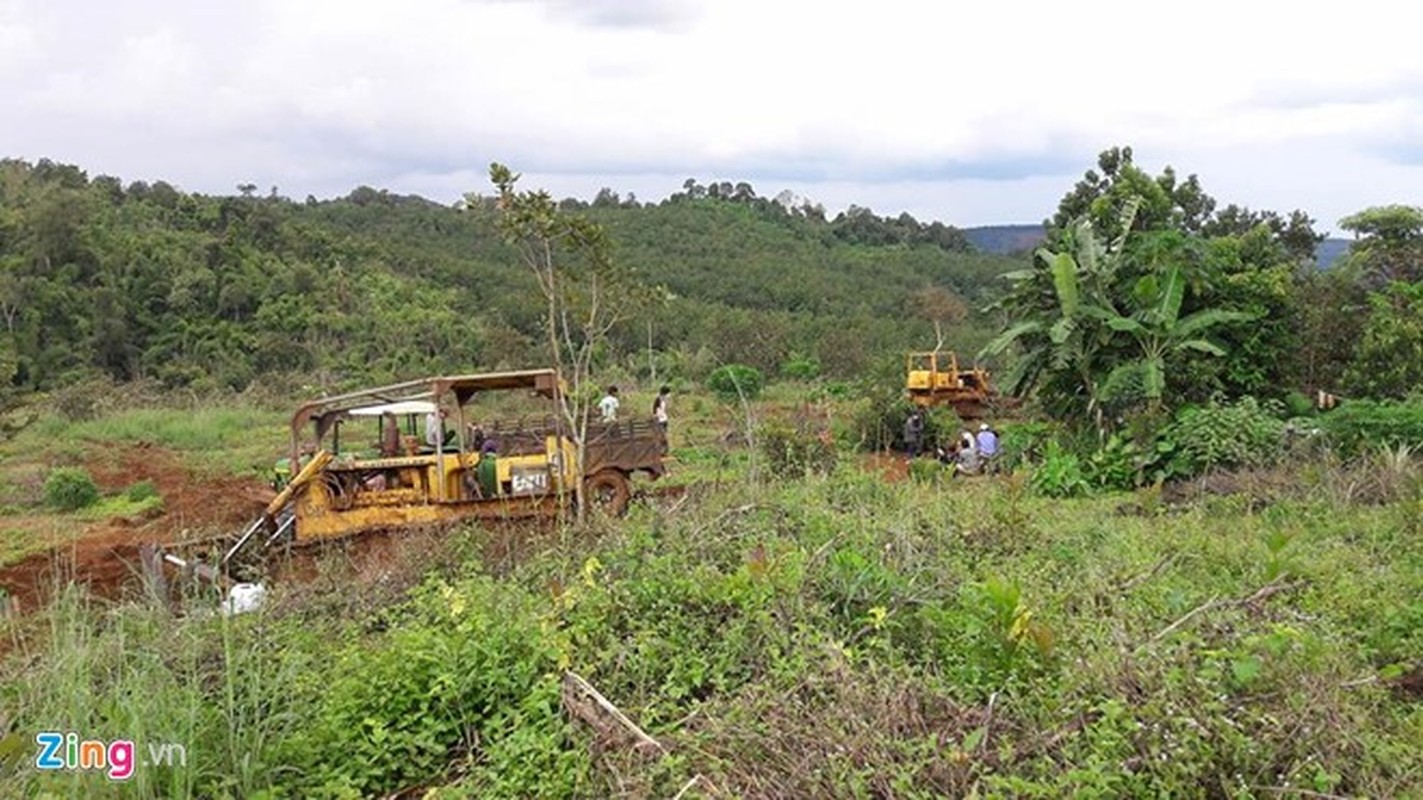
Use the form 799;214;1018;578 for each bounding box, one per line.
584;469;631;517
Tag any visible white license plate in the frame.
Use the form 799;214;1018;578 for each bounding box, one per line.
511;469;549;494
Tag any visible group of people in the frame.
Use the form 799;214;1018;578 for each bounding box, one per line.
902;408;1000;476
410;385;671;451
599;384;672;435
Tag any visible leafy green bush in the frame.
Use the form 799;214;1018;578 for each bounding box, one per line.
287;576;585;797
851;397;963;454
997;421;1056;471
1283;390;1316;419
908;458;945;483
1158;396;1285;478
707;364;764;402
124;480;159;502
760;423;837;477
1318;399;1423;459
779;352;822;381
43;467;100;511
1085;434;1149;491
1028;440;1090;497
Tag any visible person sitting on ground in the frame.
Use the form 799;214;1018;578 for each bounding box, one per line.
976;422;1000;472
935;440;957;466
955;430;981;476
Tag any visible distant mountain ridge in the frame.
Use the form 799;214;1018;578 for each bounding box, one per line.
962;225;1046;256
965;224;1352;268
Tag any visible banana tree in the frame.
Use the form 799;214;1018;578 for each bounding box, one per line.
1095;263;1255;412
981;203;1138;426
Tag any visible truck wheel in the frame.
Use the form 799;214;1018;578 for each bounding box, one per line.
584;470;631;517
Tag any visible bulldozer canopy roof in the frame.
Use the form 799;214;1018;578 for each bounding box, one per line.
347;400;438;417
291;369;565;445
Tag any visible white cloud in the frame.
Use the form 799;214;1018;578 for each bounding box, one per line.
1;0;1421;225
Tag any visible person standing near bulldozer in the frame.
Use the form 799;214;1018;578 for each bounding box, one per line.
903;408;925;459
652;385;671;433
599;385;620;423
476;438;499;498
380;412;401;457
424;404;446;449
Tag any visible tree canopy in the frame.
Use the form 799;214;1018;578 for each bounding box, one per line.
988;146;1420;423
0;158;1020;399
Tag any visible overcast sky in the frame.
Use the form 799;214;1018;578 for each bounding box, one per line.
2;0;1421;229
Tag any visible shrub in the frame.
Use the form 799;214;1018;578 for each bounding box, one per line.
997;421;1056;471
124;480;159;502
288;576;584;797
852;398;963;454
707;364;764;402
43;467;100;511
908;458;945;483
760;423;838;478
1028;440;1090;497
780;352;822;381
1317;399;1423;459
1157;396;1285;478
1283;390;1316;419
1085;434;1148;491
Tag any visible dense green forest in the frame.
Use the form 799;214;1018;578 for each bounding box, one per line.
2;150;1418;413
0;160;1018;398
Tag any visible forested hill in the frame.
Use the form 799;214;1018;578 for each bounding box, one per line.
966;223;1355;268
0;160;1024;396
963;224;1046;255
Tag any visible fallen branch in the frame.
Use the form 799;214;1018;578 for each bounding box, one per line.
689;504;759;541
1146;594;1224;646
668;774;708;797
1139;577;1307;651
562;671;666;755
1239;578;1308;608
1117;553;1175;593
979;691;999;754
1247;786;1352;799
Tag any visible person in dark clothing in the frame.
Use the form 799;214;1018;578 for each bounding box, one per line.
903;408;925;458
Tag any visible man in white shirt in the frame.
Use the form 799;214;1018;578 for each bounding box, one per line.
652;386;670;432
598;385;620;422
976;423;999;471
425;408;448;449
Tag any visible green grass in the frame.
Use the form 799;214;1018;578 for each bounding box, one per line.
19;406;288;473
27;407;280;450
4;464;1422;797
75;493;165;522
0;526;41;566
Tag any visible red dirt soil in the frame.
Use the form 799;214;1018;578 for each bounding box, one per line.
861;452;911;482
0;443;273;614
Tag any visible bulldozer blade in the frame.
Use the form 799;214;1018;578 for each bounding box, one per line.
223;513;273;567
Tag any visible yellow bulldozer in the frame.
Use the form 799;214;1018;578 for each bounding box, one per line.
905;350;995;419
143;369;666;592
